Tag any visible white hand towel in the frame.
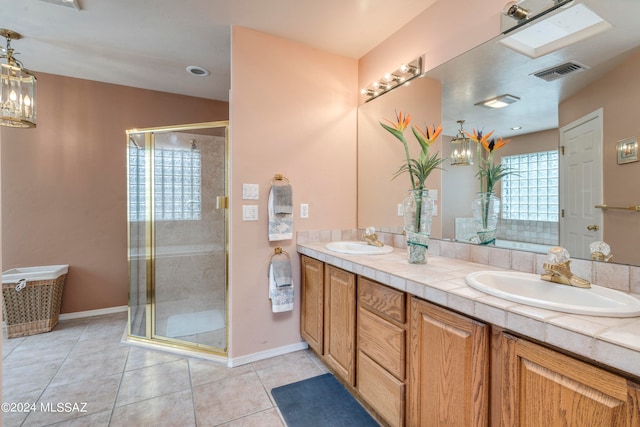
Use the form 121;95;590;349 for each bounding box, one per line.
269;263;294;313
268;186;293;241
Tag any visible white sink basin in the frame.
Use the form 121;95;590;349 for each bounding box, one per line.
325;241;393;255
465;271;640;317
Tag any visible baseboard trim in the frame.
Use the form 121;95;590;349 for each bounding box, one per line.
227;341;309;368
59;305;128;321
12;304;308;369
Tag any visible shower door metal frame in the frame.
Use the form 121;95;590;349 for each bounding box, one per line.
126;121;229;357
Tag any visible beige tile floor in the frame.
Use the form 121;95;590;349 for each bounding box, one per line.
2;312;329;426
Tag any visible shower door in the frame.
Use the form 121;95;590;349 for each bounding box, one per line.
127;121;228;355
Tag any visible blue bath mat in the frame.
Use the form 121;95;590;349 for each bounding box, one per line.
272;373;379;426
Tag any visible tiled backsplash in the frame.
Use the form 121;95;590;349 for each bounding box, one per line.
296;229;639;295
455;217;558;246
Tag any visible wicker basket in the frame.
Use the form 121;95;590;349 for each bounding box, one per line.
2;271;67;338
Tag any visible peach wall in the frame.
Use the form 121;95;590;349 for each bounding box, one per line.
1;73;228;313
358;0;514;242
358;0;507;102
559;51;640;265
229;27;357;358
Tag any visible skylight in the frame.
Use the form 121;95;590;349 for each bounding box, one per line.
499;3;612;59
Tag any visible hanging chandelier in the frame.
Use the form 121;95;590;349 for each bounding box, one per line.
1;29;37;128
450;120;473;166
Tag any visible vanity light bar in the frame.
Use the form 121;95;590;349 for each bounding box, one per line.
361;56;423;102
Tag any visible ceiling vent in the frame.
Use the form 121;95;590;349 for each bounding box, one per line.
532;61;590;82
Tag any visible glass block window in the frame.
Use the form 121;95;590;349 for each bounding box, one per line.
501;150;559;222
128;147;202;221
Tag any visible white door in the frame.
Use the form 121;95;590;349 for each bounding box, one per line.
559;109;603;259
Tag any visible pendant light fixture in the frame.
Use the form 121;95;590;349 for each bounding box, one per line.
1;29;37;128
450;120;473;166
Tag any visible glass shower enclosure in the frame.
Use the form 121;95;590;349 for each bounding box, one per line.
127;121;228;355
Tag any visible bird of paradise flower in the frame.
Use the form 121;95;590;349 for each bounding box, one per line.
380;111;446;192
466;128;513;194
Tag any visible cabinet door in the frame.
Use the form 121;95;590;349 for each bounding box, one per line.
496;331;640;427
300;256;324;354
324;264;356;385
408;297;489;427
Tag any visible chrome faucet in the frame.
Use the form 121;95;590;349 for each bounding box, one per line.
362;226;383;247
541;246;591;288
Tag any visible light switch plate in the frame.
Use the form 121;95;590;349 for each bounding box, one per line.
242;184;259;200
429;189;438;201
242;205;259;221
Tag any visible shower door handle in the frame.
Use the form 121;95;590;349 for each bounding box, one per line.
216;196;228;209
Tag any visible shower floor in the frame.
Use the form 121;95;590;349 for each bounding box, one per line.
157;299;225;349
129;298;226;351
165;309;224;337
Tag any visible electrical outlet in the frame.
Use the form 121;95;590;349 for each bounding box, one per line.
300;203;309;219
397;203;404;216
433;204;438;216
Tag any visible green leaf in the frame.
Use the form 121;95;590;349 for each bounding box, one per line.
411;126;429;153
380;122;405;141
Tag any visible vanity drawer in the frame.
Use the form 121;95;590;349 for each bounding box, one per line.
358;306;405;380
358;277;405;323
357;351;405;427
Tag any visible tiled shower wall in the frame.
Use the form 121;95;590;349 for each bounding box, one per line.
497;219;558;245
455;217;558;246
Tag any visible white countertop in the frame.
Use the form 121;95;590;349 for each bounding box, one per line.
297;241;640;379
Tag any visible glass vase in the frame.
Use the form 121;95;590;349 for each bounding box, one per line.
402;189;433;264
471;192;500;245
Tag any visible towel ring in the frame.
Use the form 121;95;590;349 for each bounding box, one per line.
271;173;290;185
271;247;290;261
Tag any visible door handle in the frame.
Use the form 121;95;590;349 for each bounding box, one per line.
587;224;599;231
216;196;228;209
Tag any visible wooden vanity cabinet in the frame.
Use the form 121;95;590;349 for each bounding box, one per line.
301;255;640;427
492;329;640;427
408;297;490;427
300;255;324;354
323;264;357;386
357;277;407;427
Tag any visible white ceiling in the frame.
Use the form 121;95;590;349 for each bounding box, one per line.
1;0;437;102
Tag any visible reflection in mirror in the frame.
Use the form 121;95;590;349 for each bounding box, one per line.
357;76;443;237
357;0;640;266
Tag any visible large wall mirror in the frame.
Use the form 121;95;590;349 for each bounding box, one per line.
358;0;640;266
